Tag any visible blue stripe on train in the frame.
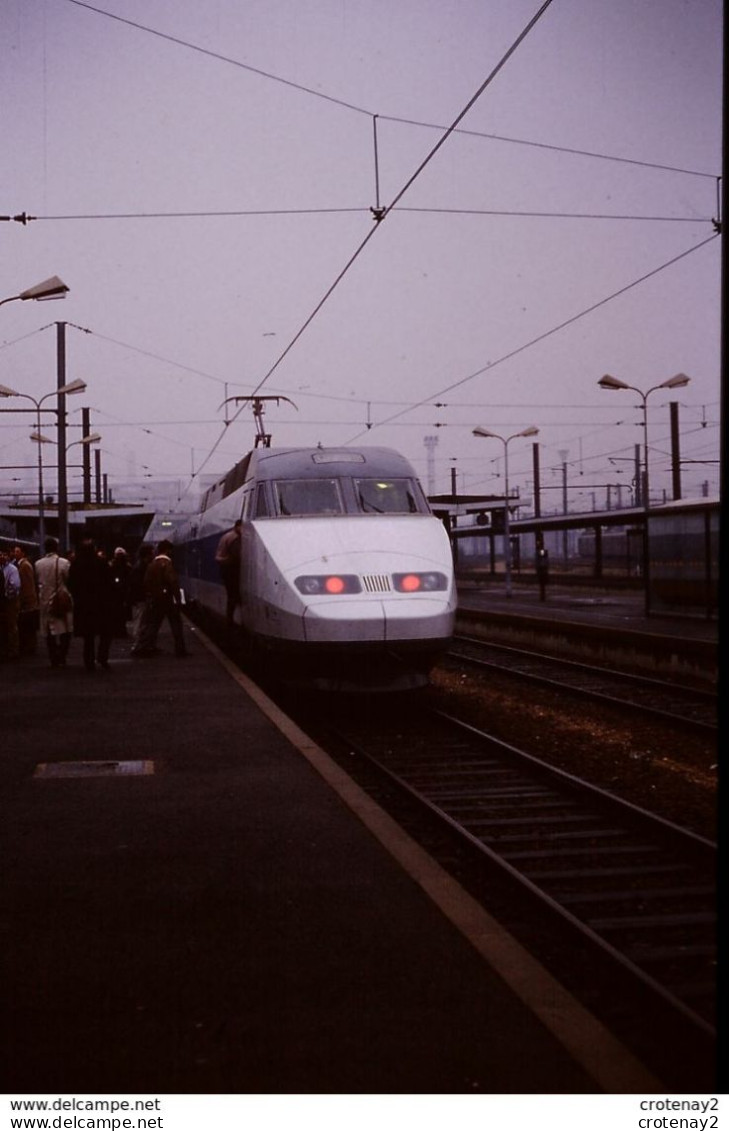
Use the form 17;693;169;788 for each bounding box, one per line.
177;533;224;586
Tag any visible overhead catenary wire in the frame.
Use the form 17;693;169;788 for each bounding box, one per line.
2;322;685;418
38;416;630;429
66;326;231;388
343;232;720;444
378;116;720;181
63;0;371;116
1;247;717;487
29;246;714;491
13;207;369;222
178;0;558;501
9;5;715;502
0;324;56;351
10;207;714;224
62;0;719;182
396;208;712;224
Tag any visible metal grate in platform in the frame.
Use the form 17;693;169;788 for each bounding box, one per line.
34;760;155;780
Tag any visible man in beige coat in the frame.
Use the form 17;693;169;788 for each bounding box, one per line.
34;537;73;667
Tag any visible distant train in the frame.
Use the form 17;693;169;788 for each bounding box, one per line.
174;446;457;691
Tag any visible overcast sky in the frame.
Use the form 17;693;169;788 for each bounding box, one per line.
1;0;722;514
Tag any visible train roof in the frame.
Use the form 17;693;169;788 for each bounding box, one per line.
201;446;420;511
250;446;418;478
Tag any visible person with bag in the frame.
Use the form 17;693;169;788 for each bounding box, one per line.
34;536;73;667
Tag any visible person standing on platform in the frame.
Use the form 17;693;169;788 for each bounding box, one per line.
536;540;550;602
13;545;39;656
215;519;242;625
34;537;73;668
109;546;132;637
67;538;115;671
128;542;154;646
131;539;188;658
0;549;21;660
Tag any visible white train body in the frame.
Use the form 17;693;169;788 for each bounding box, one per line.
175;446;456;690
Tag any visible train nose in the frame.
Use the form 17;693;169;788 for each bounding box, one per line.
303;600;386;642
302;596;454;643
381;597;455;641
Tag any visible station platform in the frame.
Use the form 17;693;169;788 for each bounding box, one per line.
1;619;659;1095
455;581;719;687
456;580;717;643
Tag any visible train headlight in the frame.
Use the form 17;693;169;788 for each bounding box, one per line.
392;571;448;592
295;574;362;595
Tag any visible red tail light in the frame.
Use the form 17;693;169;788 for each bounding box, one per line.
295;574;362;595
392;571;447;592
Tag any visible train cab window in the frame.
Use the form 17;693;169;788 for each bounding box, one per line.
355;478;423;514
274;479;344;516
254;484;270;518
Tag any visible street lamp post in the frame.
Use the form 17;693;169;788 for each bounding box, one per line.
28;431;54;548
472;425;539;597
0;276;69;309
598;373;690;612
0;379;87;548
30;431;101;551
598;373;691;508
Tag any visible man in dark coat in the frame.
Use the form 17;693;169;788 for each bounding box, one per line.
67;539;115;670
109;546;132;637
131;540;188;658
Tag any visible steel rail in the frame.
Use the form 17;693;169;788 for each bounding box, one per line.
448;635;717;735
322;706;716;1042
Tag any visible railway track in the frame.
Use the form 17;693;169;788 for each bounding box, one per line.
448;635;717;735
306;699;717;1080
201;612;717;1085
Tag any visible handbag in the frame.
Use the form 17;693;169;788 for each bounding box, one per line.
49;557;72;618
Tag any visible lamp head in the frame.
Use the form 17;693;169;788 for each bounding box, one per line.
30;431;55;444
660;373;691;390
472;426;498;439
81;432;101;444
19;275;69;302
0;383;20;398
519;425;539;438
598;374;629;391
58;378;86;396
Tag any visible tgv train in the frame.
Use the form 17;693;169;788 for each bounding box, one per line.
174;446;457;691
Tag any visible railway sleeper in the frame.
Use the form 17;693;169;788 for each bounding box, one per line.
589;910;716;931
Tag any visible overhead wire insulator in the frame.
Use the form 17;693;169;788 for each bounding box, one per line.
370;115;387;223
712;176;722;233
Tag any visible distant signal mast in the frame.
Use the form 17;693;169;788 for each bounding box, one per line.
424;434;439;496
